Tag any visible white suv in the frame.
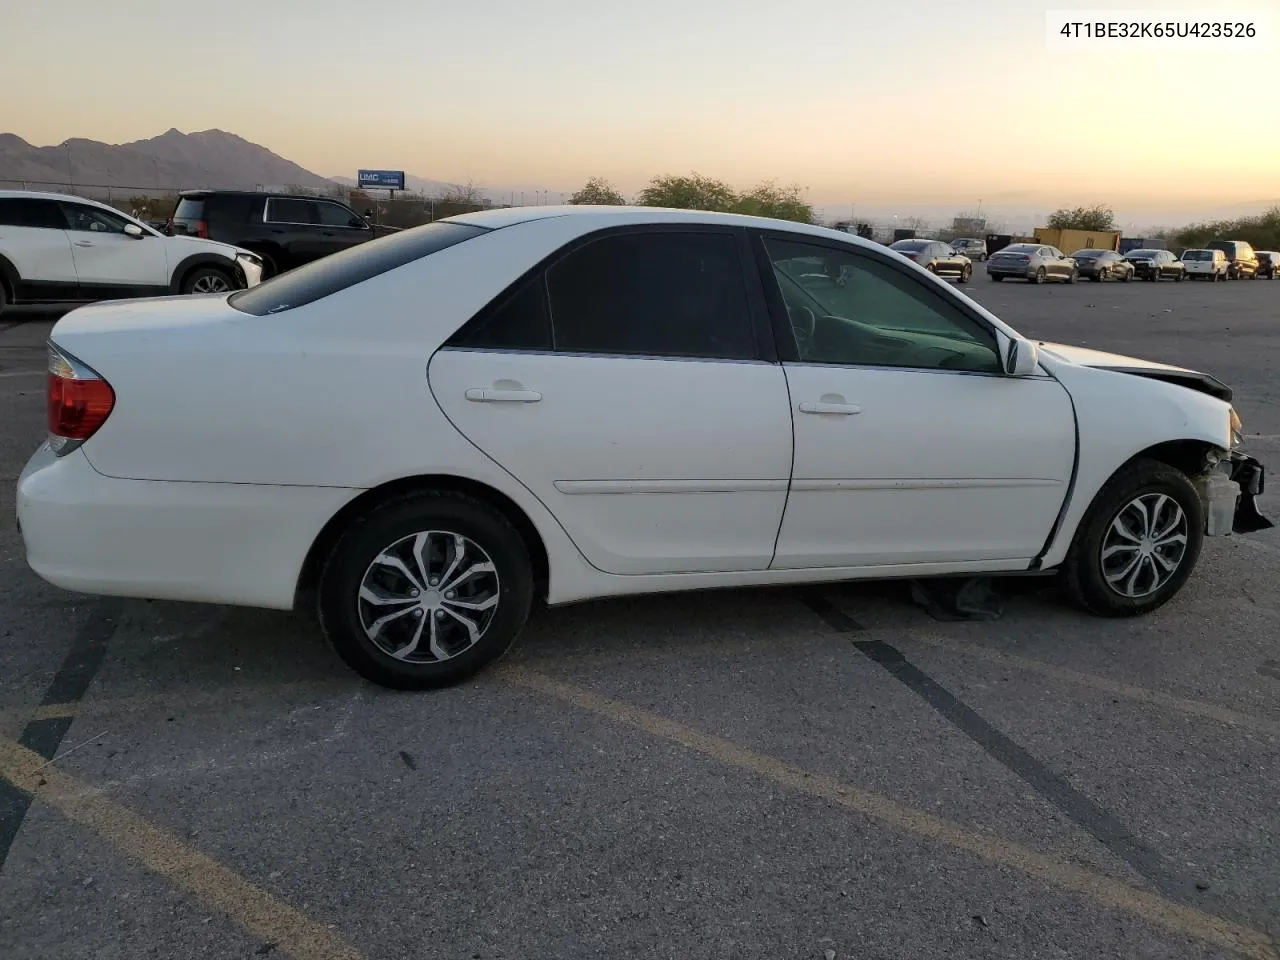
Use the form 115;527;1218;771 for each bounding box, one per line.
1181;248;1229;281
0;190;263;314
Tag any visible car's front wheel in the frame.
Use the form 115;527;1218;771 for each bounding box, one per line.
1033;267;1046;284
1062;458;1204;617
181;266;235;295
318;492;535;689
960;263;972;282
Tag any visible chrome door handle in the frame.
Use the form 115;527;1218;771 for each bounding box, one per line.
74;240;94;247
799;401;860;415
465;388;542;403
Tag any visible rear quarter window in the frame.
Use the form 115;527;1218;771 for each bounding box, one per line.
172;197;205;221
206;195;257;223
228;220;490;316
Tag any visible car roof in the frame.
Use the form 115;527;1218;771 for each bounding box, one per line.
0;188;139;215
177;189;335;201
443;204;884;248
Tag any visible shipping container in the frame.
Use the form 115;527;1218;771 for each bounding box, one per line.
1033;227;1122;253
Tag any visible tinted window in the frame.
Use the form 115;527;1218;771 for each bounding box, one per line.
316;201;365;228
60;202;129;234
0;197;68;229
266;198;318;224
763;237;1000;374
1183;250;1211;260
1000;244;1038;254
545;231;757;360
229;221;489;316
891;240;929;252
172;197;206;222
1127;249;1159;257
447;274;552;351
206;195;257;223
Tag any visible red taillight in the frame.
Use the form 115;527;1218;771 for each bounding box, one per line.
196;219;208;239
47;343;114;453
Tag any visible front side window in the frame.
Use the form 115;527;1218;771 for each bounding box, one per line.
266;198;319;225
763;236;1001;374
316;201;366;229
59;202;129;234
544;231;757;360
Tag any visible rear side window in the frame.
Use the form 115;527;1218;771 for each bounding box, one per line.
0;197;67;229
205;195;256;223
265;198;318;225
545;231;757;359
228;221;489;316
447;275;552;351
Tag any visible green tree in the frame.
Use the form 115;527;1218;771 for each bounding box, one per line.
732;180;813;223
568;177;627;205
1173;206;1280;253
1047;204;1117;231
637;173;737;212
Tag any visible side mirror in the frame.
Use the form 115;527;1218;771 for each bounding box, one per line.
1003;337;1039;377
124;223;144;238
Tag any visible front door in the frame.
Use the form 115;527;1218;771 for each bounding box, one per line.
756;232;1076;570
58;201;168;295
428;225;793;576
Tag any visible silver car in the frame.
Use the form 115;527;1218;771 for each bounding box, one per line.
952;237;987;261
986;243;1078;284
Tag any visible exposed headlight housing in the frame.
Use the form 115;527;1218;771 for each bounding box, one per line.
1230;407;1243;446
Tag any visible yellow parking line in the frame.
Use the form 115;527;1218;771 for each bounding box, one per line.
0;737;363;960
904;635;1280;739
500;665;1278;960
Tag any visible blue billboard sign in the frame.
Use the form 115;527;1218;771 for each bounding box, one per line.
357;169;406;190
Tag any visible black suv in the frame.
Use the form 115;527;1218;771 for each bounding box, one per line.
166;191;379;278
1206;239;1259;279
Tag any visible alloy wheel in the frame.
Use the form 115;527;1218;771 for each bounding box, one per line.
191;273;231;294
1099;493;1189;599
357;530;501;663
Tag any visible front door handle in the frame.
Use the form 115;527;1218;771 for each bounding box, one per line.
465;387;542;403
799;399;860;415
74;240;94;248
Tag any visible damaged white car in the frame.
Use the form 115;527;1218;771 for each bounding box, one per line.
16;207;1271;690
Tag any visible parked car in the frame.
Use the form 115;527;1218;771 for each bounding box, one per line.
0;190;262;314
986;243;1078;283
1205;239;1259;279
952;237;987;261
1255;251;1278;279
1181;248;1230;281
888;239;972;280
17;207;1269;690
1124;249;1185;282
1069;249;1133;282
167;190;380;278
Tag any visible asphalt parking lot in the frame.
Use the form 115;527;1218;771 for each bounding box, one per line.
1;276;1278;960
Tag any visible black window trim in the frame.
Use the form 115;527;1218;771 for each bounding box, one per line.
747;226;1028;379
443;222;778;364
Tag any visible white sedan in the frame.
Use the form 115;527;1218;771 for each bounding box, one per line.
16;206;1270;689
0;190;263;314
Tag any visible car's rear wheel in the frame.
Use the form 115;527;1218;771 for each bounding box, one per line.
1033;267;1046;284
989;274;1003;282
0;281;7;315
1062;458;1204;617
317;492;534;690
181;266;235;295
1091;267;1105;282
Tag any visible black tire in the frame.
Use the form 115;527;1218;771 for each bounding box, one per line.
1066;267;1077;284
1062;458;1204;617
1033;267;1046;284
1175;270;1185;282
317;492;535;690
1121;267;1132;282
0;281;7;316
989;273;1003;282
1090;268;1105;282
926;262;937;274
960;264;972;282
180;265;236;295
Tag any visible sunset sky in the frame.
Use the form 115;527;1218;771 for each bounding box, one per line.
4;0;1278;221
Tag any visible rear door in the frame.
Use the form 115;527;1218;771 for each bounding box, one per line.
58;201;168;295
263;197;324;262
0;197;78;299
427;225;794;575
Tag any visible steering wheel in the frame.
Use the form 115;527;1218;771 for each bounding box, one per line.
788;305;816;353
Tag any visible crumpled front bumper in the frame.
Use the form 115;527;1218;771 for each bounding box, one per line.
1227;452;1272;533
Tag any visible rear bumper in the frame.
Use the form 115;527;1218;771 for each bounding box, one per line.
16;444;358;610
